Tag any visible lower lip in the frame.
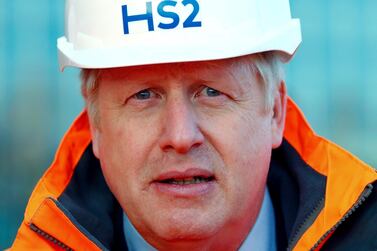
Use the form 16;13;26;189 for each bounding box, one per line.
152;181;216;198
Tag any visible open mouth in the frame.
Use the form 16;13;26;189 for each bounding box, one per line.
158;176;215;185
153;169;216;196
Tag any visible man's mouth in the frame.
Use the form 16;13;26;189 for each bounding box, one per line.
158;176;215;185
152;168;216;197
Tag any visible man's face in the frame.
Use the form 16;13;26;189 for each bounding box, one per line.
91;59;285;249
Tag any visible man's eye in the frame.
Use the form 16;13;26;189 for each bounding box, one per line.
199;87;222;97
133;89;155;100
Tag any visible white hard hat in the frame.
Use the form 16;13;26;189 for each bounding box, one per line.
58;0;301;70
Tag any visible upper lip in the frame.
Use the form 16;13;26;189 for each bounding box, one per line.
154;168;215;182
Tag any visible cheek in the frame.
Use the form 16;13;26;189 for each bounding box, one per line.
97;116;160;199
229;120;271;185
206;110;272;168
203;111;272;201
227;118;272;214
100;111;158;162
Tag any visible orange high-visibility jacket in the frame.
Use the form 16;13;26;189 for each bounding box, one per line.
10;99;377;250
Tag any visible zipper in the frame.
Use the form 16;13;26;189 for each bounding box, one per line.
29;223;74;251
310;183;374;251
29;197;108;251
286;197;325;251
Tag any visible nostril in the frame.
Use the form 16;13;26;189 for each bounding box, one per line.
160;133;204;154
192;142;202;149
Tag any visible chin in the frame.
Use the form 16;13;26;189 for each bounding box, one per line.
151;211;222;242
162;225;215;241
146;216;238;251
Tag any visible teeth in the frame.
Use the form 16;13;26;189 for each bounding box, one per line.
163;176;212;185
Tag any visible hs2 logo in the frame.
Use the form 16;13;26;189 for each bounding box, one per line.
122;0;202;34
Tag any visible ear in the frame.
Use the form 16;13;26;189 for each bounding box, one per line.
89;121;101;159
271;81;287;149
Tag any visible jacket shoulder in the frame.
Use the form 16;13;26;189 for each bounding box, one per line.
321;181;377;250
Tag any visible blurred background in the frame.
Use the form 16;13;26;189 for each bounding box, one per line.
0;0;376;248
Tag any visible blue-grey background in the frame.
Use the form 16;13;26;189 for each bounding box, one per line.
1;0;376;248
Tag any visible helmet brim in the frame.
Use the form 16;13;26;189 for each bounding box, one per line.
58;19;301;71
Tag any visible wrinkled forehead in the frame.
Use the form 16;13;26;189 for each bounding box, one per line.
99;56;256;84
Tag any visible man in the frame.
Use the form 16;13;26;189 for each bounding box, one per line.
10;0;377;250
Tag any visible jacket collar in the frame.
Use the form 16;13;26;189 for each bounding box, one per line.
283;98;377;250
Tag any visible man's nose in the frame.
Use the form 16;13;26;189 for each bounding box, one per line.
159;97;204;154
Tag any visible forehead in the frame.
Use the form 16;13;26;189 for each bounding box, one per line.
100;57;254;83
